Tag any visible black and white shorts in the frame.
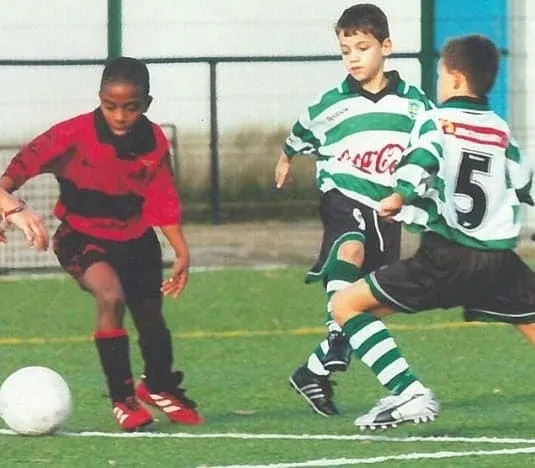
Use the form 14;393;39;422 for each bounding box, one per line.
366;232;535;324
306;189;401;283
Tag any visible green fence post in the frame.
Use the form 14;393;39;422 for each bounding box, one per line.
209;61;221;225
107;0;122;60
420;0;435;99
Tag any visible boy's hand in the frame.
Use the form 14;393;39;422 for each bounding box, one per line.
4;206;49;251
161;255;190;299
378;193;405;220
275;153;291;189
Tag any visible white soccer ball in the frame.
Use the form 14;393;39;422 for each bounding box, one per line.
0;366;72;435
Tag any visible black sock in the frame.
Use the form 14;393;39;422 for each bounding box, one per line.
94;329;134;403
138;327;174;392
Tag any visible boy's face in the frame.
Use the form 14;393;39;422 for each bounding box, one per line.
338;30;392;84
99;81;152;136
437;58;458;104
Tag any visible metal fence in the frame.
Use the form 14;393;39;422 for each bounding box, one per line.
0;0;436;225
0;0;519;272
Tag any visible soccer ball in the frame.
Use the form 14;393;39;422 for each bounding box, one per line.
0;366;72;435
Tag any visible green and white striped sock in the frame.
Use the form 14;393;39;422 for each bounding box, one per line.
307;260;362;375
342;313;424;395
325;260;362;331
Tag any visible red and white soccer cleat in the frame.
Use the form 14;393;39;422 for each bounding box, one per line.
136;375;203;425
112;397;154;431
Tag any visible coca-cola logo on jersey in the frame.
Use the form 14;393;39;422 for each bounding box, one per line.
336;143;404;174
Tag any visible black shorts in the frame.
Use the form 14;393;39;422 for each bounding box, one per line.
366;232;535;324
53;222;163;299
306;189;401;283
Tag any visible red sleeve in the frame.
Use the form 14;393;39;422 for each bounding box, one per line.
3;117;81;189
143;135;181;227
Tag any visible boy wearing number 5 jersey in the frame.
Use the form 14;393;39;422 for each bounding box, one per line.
331;34;535;430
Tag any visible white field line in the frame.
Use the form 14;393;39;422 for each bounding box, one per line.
1;429;535;445
201;446;535;468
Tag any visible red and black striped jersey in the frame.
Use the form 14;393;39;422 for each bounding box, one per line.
3;109;181;241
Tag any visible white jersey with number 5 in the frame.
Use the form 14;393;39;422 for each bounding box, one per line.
393;98;533;250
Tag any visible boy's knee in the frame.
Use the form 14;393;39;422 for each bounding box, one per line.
331;287;359;326
337;240;364;265
95;286;125;310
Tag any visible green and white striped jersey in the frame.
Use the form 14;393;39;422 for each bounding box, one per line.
283;71;434;208
394;97;534;250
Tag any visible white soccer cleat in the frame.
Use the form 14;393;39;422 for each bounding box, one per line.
354;388;439;430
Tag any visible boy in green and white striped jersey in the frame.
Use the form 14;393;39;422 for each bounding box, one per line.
275;4;434;416
332;35;535;430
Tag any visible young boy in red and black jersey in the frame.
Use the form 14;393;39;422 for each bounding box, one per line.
0;57;202;431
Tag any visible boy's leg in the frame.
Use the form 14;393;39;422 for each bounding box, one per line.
290;251;368;417
331;248;445;429
53;224;153;431
333;280;424;395
82;262;132;402
332;278;438;429
289;193;369;416
318;245;363;371
290;245;362;417
128;297;203;425
124;230;202;425
304;194;373;374
128;296;172;390
303;249;363;377
321;211;401;371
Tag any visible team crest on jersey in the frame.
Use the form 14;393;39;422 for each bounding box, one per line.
439;118;455;134
408;100;423;119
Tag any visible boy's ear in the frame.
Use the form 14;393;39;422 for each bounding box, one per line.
381;38;393;57
453;71;463;90
144;95;153;112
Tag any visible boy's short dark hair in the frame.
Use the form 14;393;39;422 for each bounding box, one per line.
441;35;499;97
100;56;150;96
335;3;390;42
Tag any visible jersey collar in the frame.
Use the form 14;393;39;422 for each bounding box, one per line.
340;70;403;102
440;96;490;111
93;108;156;159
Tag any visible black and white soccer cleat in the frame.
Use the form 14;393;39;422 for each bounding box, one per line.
354;388;439;430
289;365;339;417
